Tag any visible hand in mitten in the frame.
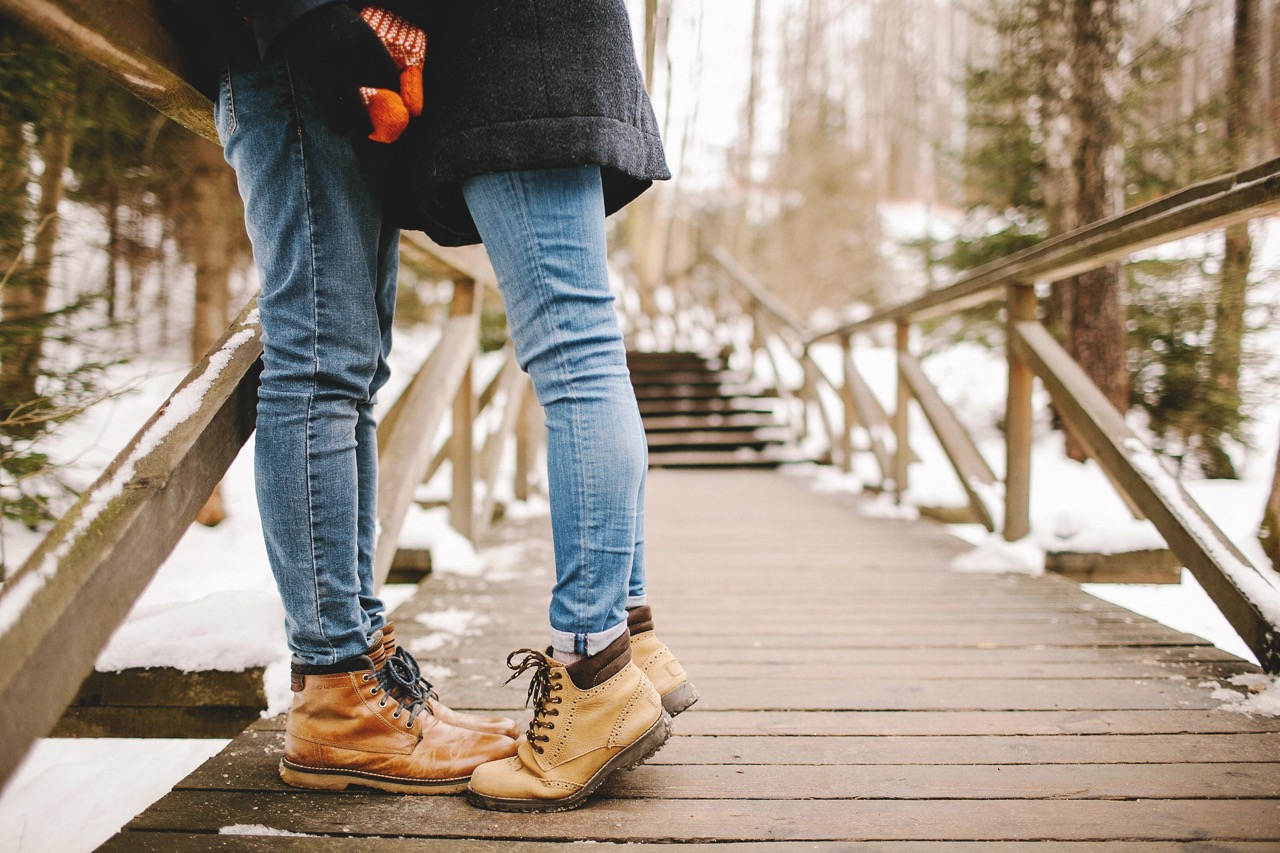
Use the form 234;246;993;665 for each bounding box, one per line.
272;3;424;144
357;7;427;143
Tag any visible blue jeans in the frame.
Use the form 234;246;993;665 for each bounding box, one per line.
216;54;393;665
463;168;648;656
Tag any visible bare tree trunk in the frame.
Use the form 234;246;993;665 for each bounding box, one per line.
0;70;77;431
185;136;239;527
1063;0;1127;462
1038;0;1078;344
1263;424;1280;568
1206;0;1262;479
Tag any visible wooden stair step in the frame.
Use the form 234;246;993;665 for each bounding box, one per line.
645;428;790;449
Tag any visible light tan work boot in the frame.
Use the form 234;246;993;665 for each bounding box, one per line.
378;622;520;739
467;632;672;812
279;653;517;794
627;605;698;716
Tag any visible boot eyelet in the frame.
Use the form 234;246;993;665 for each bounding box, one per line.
362;674;372;682
379;698;387;707
546;723;554;729
392;710;401;719
405;721;413;729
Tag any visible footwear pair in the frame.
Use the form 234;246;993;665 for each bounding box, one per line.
278;625;518;794
467;605;697;812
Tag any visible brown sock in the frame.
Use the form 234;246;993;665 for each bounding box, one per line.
626;605;655;635
565;632;632;690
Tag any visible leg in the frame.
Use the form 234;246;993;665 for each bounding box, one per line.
218;54;517;795
461;166;646;658
217;53;391;665
462;167;669;812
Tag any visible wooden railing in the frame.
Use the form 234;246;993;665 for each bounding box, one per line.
710;158;1280;674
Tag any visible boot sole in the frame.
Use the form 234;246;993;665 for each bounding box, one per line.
662;680;699;717
466;710;673;813
279;758;470;795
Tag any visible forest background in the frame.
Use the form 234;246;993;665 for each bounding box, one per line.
1;0;1279;571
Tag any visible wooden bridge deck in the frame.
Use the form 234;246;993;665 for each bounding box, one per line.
101;469;1280;850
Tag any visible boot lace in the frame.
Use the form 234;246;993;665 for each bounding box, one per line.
388;645;440;704
504;648;564;754
364;654;428;730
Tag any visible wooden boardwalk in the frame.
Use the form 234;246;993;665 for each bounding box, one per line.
101;469;1280;850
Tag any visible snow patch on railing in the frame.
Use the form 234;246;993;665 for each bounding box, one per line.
0;325;258;639
1123;437;1280;628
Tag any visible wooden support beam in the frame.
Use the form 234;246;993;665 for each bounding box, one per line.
841;338;897;484
893;322;911;501
0;301;262;788
898;352;997;532
476;355;528;535
1011;319;1280;672
372;313;478;587
1004;284;1036;542
514;384;543;502
448;279;477;541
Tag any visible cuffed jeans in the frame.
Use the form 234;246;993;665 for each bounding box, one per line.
216;54;393;665
463;168;648;656
218;53;647;664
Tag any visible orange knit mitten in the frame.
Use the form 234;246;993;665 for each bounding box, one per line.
358;7;427;144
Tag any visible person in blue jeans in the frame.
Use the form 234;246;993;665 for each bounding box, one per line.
171;0;696;810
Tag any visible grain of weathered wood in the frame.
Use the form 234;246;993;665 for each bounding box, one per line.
98;836;1280;853
175;728;1280;792
1012;320;1280;670
125;792;1280;841
673;709;1280;736
103;469;1280;850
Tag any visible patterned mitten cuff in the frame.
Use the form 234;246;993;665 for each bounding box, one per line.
358;6;427;143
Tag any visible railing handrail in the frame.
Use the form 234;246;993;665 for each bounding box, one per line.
699;160;1280;674
808;156;1280;342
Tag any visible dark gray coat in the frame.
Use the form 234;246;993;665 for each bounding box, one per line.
167;0;669;246
392;0;670;246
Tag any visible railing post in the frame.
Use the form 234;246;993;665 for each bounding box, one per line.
838;334;857;474
1005;283;1036;541
514;385;542;502
449;277;477;540
893;321;911;502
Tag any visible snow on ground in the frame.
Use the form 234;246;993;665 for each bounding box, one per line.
0;738;226;853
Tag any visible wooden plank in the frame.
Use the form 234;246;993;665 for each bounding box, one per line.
50;704;260;738
812;157;1280;338
603;762;1280;800
476;355;528;534
674;709;1280;736
843;337;896;481
101;836;1280;853
0;301;261;788
449;282;478;541
1047;549;1183;584
898;351;997;530
0;0;217;140
123;792;1280;841
372;313;479;586
1004;283;1036;539
1012;319;1280;671
175;727;1280;788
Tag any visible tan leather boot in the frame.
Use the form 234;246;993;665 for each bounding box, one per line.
378;622;520;739
627;605;698;716
467;632;671;811
280;654;517;794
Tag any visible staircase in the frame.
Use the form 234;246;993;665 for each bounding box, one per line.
626;350;794;467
